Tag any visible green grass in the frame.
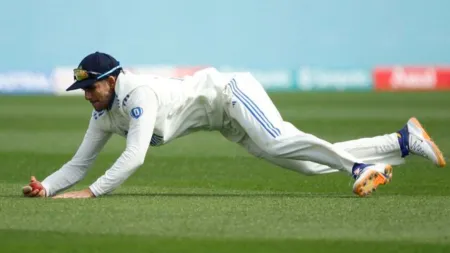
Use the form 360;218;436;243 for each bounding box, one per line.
0;92;449;253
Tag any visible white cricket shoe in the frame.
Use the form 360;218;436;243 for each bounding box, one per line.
403;117;446;167
352;163;393;197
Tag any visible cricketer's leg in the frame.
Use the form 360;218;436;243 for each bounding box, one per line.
238;128;404;176
327;116;446;169
221;73;393;196
238;117;445;180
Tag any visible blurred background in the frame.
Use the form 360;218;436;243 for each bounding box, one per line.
0;0;449;94
1;2;450;252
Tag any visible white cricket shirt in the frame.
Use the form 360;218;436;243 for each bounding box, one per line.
42;67;230;197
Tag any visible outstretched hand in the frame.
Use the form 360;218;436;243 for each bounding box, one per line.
22;176;95;199
52;189;95;199
22;176;46;198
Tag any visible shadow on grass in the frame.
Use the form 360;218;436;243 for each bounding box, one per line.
108;192;356;199
0;192;356;199
3;191;444;199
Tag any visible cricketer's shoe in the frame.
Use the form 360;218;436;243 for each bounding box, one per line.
397;117;446;167
352;163;393;197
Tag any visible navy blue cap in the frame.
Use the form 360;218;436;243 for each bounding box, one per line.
66;52;121;91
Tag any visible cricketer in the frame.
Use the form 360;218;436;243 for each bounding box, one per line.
22;52;446;199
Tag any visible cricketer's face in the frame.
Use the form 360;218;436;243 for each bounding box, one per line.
83;76;116;111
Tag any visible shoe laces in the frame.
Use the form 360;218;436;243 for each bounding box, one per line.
410;136;427;158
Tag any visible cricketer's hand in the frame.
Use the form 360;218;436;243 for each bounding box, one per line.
52;189;95;199
22;176;46;198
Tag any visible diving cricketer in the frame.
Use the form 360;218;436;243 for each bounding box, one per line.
22;52;446;199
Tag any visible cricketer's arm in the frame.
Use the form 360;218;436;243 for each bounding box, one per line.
87;87;158;197
41;117;112;197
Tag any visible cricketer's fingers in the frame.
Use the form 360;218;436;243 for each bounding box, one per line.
23;176;46;198
22;186;41;197
22;185;32;196
30;188;40;197
37;189;46;197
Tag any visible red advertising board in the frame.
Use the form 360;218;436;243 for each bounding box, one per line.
374;66;450;90
174;66;209;78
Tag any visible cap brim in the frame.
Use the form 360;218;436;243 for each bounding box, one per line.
66;79;96;91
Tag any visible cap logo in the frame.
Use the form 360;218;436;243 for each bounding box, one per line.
73;67;90;81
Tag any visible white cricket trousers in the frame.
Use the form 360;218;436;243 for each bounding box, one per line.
221;73;403;175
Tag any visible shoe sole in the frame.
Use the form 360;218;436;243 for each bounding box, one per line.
353;165;393;197
410;117;446;167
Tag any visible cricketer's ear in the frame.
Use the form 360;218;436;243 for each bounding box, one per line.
106;76;117;90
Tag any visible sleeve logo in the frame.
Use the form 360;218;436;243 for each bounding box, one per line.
130;107;144;119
